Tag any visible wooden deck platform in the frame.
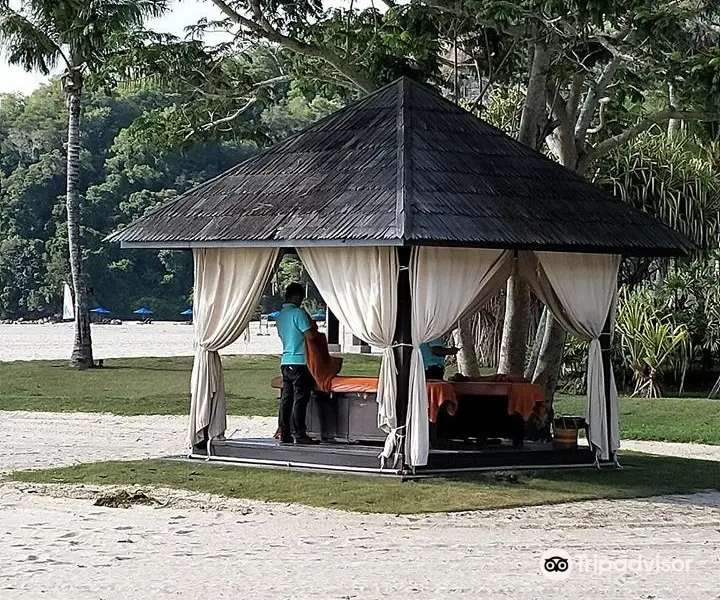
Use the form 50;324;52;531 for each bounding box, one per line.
190;438;603;477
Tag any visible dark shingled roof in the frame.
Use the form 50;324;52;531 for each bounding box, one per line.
108;77;691;256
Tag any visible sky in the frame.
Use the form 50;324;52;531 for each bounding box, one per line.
0;0;226;95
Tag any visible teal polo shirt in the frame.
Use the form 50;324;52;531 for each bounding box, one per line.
420;337;445;368
277;303;312;365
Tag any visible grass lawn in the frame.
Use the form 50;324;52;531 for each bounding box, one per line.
1;355;718;444
5;454;719;514
555;395;720;445
0;355;380;416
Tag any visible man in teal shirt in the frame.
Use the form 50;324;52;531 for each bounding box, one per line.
276;283;320;445
420;336;459;380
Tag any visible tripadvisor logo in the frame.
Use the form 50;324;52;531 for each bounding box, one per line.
541;549;572;581
541;548;692;579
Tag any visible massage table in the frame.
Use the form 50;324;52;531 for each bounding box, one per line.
270;375;545;446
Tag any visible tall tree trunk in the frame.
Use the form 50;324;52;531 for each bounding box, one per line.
524;307;547;380
532;313;566;404
453;318;480;376
531;96;584;402
65;85;93;369
497;42;549;375
498;269;530;373
667;83;681;139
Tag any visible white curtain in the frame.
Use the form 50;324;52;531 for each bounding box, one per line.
189;247;279;447
520;251;621;460
298;247;399;438
407;247;512;466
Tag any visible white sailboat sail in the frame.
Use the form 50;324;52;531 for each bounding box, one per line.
62;283;75;321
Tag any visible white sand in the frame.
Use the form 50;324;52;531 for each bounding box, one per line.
621;439;720;462
1;411;719;599
0;321;283;362
0;411;276;475
0;320;370;362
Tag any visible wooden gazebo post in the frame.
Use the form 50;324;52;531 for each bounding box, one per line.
393;246;413;467
327;309;340;352
601;310;614;462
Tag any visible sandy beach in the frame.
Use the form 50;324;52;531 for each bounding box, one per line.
0;321;283;362
1;411;719;599
2;325;719;599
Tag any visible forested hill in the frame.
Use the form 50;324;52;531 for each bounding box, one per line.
0;82;333;321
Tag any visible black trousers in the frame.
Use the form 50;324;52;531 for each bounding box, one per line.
425;365;445;380
279;365;314;437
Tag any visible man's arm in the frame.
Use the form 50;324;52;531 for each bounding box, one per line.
431;345;459;357
296;310;321;341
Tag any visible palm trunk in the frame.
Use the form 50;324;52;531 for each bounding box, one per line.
65;87;93;369
453;318;480;376
497;42;549;375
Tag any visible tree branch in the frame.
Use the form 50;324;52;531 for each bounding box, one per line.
517;42;550;149
183;97;257;140
566;71;585;124
574;55;621;144
208;0;376;92
582;110;720;168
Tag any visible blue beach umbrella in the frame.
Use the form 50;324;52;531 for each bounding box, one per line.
311;312;326;321
133;307;153;316
90;307;111;315
180;308;193;316
267;310;281;321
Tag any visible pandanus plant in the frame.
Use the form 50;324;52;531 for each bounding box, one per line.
616;288;690;398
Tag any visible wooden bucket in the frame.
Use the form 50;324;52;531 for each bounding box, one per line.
553;427;578;450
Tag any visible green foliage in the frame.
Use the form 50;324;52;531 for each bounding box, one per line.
0;72;352;319
558;335;588;395
616;288;690;398
598;134;720;252
0;0;168;81
261;81;344;141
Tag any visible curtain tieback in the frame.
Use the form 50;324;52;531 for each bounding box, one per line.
379;425;406;470
390;342;414;348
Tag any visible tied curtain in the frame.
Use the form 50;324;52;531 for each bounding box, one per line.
189;247;279;448
519;251;621;460
298;247;399;438
406;247;512;466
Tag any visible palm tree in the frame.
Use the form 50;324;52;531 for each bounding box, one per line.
0;0;167;368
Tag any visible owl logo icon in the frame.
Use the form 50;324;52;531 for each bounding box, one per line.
541;548;572;580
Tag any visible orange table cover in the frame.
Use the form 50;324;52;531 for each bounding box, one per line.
269;375;543;421
451;375;545;420
270;376;457;423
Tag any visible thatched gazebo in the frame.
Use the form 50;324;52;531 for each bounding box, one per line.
109;77;690;475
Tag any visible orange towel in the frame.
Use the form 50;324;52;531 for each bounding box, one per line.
304;317;343;393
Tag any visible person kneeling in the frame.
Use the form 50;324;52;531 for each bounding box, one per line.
276;283;322;445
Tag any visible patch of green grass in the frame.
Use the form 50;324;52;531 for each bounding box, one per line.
2;356;718;445
555;394;720;445
6;454;718;514
0;354;380;416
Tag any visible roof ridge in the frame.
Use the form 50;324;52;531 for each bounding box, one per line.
394;76;412;241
